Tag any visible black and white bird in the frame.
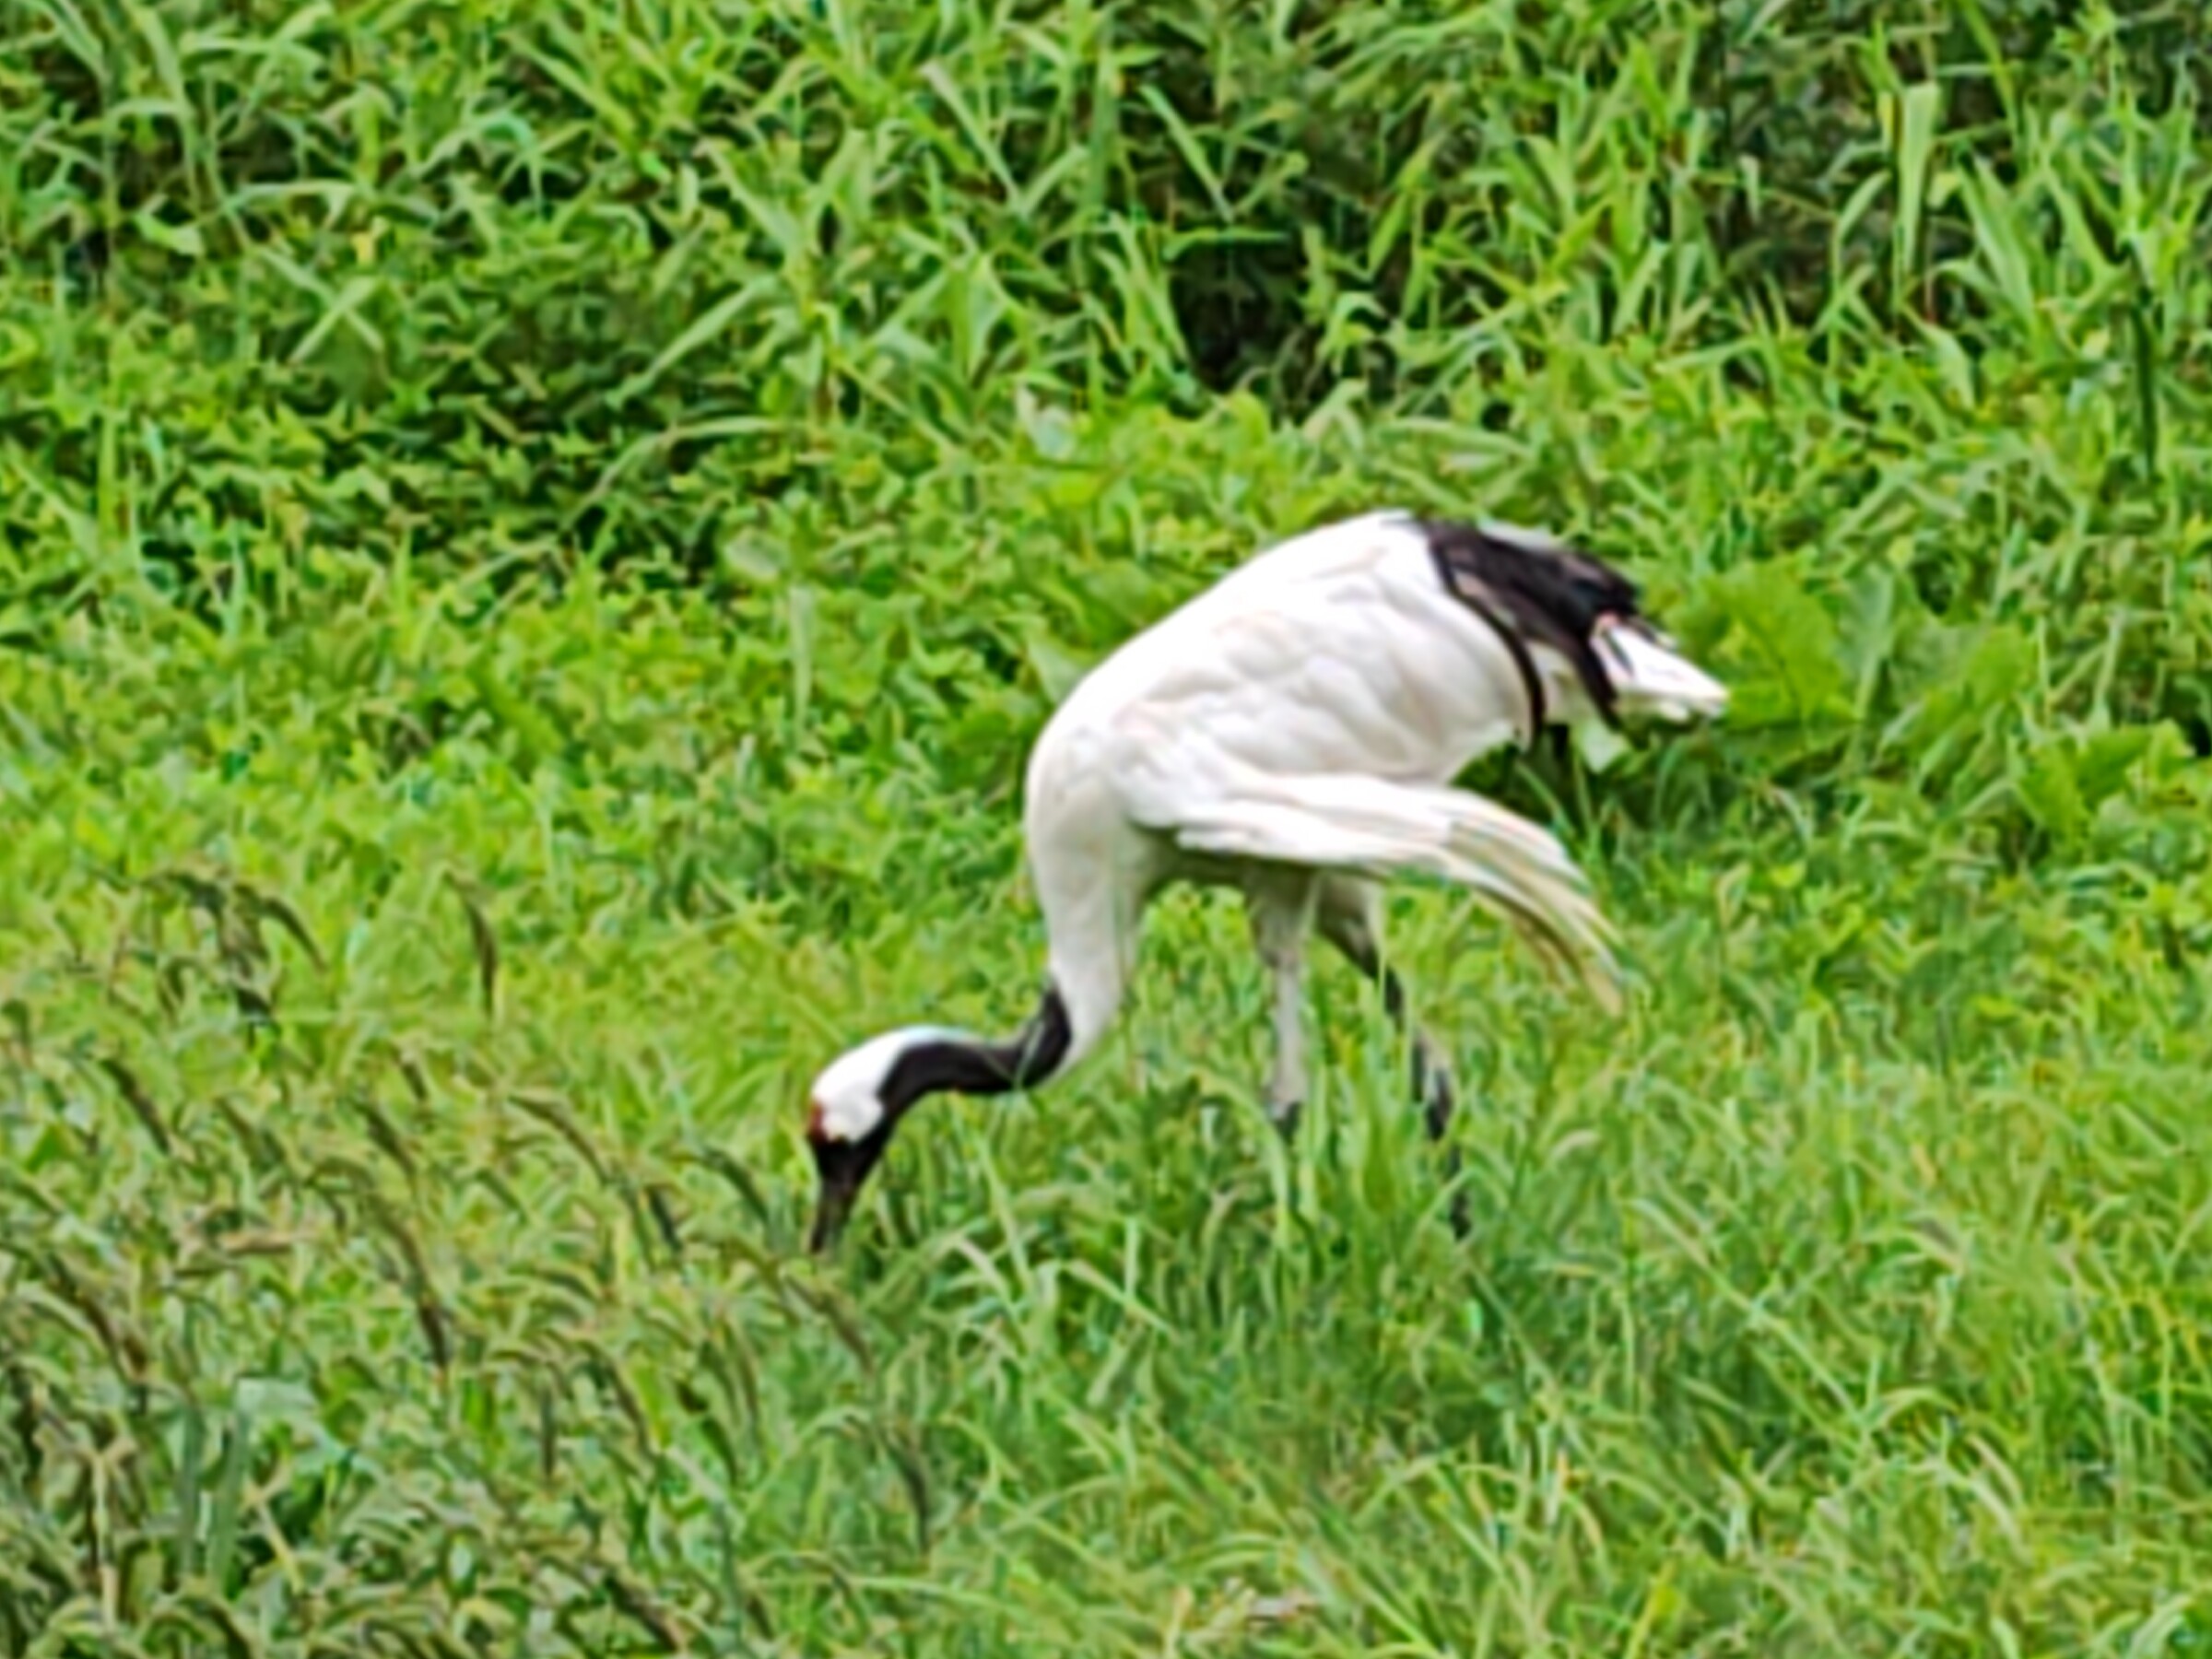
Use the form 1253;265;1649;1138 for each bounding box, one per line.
802;509;1727;1250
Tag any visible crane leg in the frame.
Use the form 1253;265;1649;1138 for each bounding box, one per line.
1315;876;1471;1236
1246;878;1316;1139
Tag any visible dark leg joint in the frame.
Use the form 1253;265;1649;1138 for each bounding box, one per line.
1411;1038;1468;1236
1349;943;1468;1236
1441;1145;1472;1239
1271;1100;1303;1142
1421;1067;1454;1143
1378;965;1408;1022
1413;1038;1453;1142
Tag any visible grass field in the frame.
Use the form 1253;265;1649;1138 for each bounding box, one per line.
6;0;2212;1652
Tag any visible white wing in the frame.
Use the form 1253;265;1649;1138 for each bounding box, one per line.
1061;512;1540;790
1164;771;1622;1008
1028;514;1618;998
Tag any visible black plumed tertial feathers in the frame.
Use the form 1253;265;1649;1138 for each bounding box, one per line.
1416;518;1645;740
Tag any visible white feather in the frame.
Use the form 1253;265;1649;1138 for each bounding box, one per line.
1164;772;1622;1009
1597;619;1730;721
810;508;1725;1195
1013;508;1658;1042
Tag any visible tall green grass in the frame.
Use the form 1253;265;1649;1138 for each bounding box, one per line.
3;0;2210;1651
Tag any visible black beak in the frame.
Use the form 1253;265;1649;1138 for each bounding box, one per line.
808;1160;858;1253
806;1127;888;1254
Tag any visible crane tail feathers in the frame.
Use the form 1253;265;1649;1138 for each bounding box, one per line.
1166;779;1624;1010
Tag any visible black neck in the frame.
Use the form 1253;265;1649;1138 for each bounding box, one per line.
881;985;1073;1113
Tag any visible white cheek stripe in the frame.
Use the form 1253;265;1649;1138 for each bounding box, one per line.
815;1088;885;1143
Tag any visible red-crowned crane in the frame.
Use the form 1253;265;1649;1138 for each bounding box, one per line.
802;510;1727;1250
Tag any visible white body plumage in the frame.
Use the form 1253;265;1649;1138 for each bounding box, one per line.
803;508;1726;1249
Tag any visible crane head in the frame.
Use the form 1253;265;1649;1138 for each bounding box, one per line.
800;1024;962;1252
804;1103;891;1253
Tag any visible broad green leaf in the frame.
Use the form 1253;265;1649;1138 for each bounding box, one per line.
1706;560;1853;729
1903;621;2034;747
2071;725;2156;812
2016;735;2086;842
1019;623;1091;702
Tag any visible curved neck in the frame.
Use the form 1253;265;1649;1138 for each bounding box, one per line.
882;985;1072;1112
